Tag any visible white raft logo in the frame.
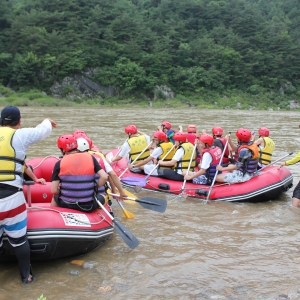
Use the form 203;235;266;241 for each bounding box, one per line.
60;212;91;227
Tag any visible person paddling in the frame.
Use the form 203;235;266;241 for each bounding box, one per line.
179;124;197;144
157;132;196;181
158;121;175;144
76;136;127;200
110;125;151;171
212;126;232;165
128;131;174;176
51;134;108;212
216;128;259;184
183;134;222;185
252;127;275;169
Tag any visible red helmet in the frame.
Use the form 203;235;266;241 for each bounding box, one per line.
76;137;92;151
73;132;89;140
161;121;172;130
187;124;197;133
73;129;86;136
173;132;186;143
57;134;78;152
236;128;251;143
125;125;137;134
212;126;223;136
258;127;270;137
199;134;214;147
153;131;168;142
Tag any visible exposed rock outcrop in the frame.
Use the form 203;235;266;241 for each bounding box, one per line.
50;69;115;98
154;85;175;100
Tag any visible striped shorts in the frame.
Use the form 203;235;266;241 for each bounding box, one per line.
0;191;27;247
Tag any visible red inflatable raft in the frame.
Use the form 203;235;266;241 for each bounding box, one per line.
106;148;293;202
1;156;114;262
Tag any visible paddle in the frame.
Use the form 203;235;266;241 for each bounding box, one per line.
116;199;135;218
180;142;197;196
118;142;152;179
112;138;128;162
206;133;231;201
121;144;176;187
260;152;293;170
108;192;167;213
94;197;139;249
105;182;135;218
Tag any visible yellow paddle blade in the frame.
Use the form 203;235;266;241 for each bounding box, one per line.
122;208;135;219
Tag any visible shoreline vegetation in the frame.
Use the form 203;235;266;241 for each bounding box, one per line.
0;85;299;110
1;0;300;110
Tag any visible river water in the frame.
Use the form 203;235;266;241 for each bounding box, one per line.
1;107;300;300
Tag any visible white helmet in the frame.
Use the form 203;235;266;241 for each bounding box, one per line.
77;137;90;152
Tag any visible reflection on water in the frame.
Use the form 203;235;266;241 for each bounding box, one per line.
2;107;300;299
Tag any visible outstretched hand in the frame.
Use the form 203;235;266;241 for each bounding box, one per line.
47;119;57;128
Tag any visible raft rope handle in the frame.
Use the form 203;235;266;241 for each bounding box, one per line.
27;206;109;226
31;155;60;170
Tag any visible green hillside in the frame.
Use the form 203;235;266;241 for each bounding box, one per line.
0;0;300;107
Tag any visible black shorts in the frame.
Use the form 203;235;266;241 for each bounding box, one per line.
54;194;105;212
157;169;184;181
293;181;300;199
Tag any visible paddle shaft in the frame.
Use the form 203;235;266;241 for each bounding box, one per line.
181;143;197;192
94;197;139;248
146;144;176;179
119;142;152;179
206;133;231;201
260;152;293;170
113;138;129;160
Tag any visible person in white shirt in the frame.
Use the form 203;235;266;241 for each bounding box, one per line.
110;125;151;170
183;134;222;185
157;132;196;181
0;106;56;283
128;131;174;176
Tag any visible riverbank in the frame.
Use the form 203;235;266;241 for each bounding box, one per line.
0;85;299;110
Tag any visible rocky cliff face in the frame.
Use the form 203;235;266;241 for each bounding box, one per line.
50;69;175;100
50;68;115;99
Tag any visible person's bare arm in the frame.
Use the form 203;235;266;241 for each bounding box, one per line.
24;165;46;184
51;180;60;194
97;169;108;187
158;159;177;167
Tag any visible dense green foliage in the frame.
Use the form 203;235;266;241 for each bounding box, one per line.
0;0;300;101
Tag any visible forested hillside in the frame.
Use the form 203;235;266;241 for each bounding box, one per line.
0;0;299;102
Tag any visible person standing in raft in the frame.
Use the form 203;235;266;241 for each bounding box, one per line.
252;127;275;170
109;125;151;170
280;151;300;207
183;134;222;185
158;121;175;144
157;132;196;181
0;106;56;284
76;136;127;199
128;131;175;176
216;128;259;184
51;134;108;212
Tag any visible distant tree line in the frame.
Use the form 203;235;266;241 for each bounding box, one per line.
0;0;299;98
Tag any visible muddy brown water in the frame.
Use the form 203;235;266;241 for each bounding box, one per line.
1;107;300;300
